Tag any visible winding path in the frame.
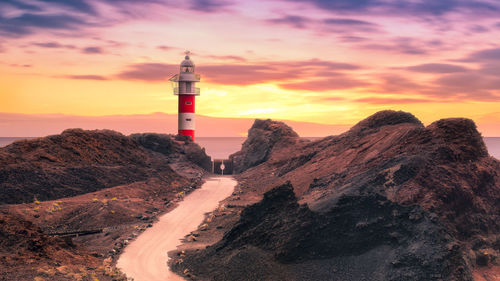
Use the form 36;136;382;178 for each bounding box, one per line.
117;176;236;281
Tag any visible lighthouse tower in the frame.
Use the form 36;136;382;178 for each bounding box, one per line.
170;52;200;141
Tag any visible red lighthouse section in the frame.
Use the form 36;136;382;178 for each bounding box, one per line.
179;129;195;141
179;95;195;113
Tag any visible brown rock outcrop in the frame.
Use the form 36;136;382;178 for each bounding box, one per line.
0;129;210;204
229;119;299;173
175;110;500;281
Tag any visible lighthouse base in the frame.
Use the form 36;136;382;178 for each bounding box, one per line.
179;130;195;142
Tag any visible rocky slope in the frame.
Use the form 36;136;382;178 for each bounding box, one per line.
0;129;210;204
0;211;125;281
174;111;500;281
0;129;212;280
230;119;298;173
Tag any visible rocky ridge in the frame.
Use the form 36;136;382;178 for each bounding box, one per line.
173;110;500;281
0;129;211;204
0;129;211;280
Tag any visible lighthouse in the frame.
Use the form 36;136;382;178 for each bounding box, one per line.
170;52;200;141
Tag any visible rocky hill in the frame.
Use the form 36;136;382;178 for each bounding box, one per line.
0;129;211;204
0;129;212;280
173;111;500;281
0;211;126;280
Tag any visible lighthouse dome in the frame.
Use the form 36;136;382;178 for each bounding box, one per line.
181;55;194;67
180;55;195;73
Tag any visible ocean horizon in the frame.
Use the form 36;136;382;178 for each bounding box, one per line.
1;136;500;160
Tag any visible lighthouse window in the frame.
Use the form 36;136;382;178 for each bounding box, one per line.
185;101;192;105
186;118;192;121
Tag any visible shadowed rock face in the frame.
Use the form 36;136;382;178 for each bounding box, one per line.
0;212;106;280
188;183;468;281
178;110;500;281
0;129;210;204
131;133;212;171
230;119;299;173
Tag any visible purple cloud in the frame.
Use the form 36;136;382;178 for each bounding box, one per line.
82;46;103;54
354;97;433;104
479;63;500;76
32;41;75;49
0;13;87;38
64;75;108;80
404;63;469;73
321;18;380;33
114;59;362;85
468;25;489;33
157;45;172;51
204;55;247;62
359;37;436;55
189;0;232;12
280;77;370;91
435;73;500;91
116;63;178;81
267;15;312;29
465;48;500;61
286;0;500;17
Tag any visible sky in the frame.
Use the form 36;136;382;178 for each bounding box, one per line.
1;0;500;136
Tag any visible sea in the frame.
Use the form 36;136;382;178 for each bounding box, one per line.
1;137;500;160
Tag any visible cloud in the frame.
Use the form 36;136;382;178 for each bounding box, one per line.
114;59;362;85
354;97;432;104
286;0;500;17
435;73;500;92
479;63;500;76
321;96;346;101
116;63;178;81
9;63;32;68
199;59;361;85
157;45;172;51
375;74;428;94
280;77;370;91
266;15;380;33
189;0;232;12
463;48;500;62
37;0;96;15
404;63;469;73
0;13;87;37
204;55;247;62
32;41;76;49
338;35;368;42
199;64;294;85
64;75;108;80
321;18;379;33
267;15;312;29
82;46;103;54
1;0;41;11
468;25;489;33
358;37;438;55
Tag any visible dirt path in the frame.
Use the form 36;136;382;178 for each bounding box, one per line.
116;176;237;281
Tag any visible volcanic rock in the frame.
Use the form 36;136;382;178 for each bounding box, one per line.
0;212;110;280
175;110;500;281
230;119;299;173
0;129;210;204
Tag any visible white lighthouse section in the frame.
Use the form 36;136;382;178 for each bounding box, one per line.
178;113;195;130
169;52;200;141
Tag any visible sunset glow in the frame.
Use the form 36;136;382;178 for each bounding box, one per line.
1;0;500;135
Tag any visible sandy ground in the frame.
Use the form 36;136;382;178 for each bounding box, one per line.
116;176;236;281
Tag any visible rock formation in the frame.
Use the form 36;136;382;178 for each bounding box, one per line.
175;110;500;281
0;129;210;204
230;119;299;173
